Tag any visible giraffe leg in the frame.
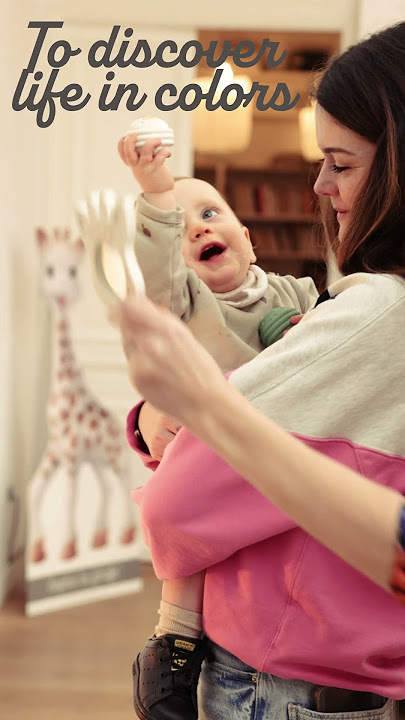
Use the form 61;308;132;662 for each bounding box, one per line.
90;462;111;549
59;462;79;560
27;455;60;563
112;453;137;545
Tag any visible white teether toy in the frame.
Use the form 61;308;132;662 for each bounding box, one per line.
76;189;145;307
125;116;174;154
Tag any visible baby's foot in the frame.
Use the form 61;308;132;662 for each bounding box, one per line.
133;633;206;720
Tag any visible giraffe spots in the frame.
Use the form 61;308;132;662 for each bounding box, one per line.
59;338;70;348
99;408;108;418
76;412;84;423
60;409;69;421
142;224;152;237
86;403;94;413
105;446;117;457
58;320;67;333
71;436;78;447
107;425;120;438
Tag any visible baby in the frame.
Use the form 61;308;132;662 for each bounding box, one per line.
118;131;318;720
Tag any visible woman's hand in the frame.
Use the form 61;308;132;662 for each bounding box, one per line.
138;402;182;461
119;294;224;428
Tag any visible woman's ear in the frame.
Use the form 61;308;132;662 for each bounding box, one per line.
243;226;257;263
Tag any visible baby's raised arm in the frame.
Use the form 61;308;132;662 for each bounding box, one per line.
118;133;176;211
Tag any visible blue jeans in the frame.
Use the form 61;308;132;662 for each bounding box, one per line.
198;640;396;720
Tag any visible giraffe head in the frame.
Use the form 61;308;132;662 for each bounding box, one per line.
36;227;85;310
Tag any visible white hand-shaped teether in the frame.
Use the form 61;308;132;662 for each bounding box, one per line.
76;189;145;307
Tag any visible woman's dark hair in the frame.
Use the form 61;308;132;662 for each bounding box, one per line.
312;22;405;276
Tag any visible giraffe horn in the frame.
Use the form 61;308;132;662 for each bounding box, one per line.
35;227;48;248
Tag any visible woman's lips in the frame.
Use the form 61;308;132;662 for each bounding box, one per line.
336;211;348;222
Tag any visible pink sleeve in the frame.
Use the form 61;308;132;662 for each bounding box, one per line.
126;403;159;471
132;427;296;580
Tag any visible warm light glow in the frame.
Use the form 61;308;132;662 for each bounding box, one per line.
193;63;253;154
299;104;320;162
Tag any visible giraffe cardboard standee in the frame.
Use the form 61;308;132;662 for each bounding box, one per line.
25;228;143;616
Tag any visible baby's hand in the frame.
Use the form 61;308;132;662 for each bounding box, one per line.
117;133;174;195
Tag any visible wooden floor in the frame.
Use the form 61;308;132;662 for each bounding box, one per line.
0;564;162;720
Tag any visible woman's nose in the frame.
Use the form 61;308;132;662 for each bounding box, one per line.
314;162;338;195
313;165;337;197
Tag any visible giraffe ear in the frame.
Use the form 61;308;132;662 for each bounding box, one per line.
36;227;48;248
75;238;86;259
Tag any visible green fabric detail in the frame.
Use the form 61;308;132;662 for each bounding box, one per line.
259;307;301;347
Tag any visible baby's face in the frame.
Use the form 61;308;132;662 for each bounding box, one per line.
174;179;256;293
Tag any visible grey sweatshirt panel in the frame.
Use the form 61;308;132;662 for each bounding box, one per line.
229;272;405;455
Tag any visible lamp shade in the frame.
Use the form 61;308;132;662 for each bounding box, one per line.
299;105;320;162
193;63;253;154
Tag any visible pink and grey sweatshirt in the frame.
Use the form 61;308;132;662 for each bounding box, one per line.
128;271;405;698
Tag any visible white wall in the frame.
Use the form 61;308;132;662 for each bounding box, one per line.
358;0;405;36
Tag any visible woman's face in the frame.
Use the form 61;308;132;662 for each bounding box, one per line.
313;106;377;241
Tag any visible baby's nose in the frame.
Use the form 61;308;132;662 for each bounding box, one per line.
190;226;212;241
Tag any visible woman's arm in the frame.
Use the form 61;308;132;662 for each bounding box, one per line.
190;378;403;591
119;294;404;592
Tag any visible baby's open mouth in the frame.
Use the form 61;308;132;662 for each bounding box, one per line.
199;244;226;261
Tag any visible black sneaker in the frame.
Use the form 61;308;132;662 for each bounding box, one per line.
133;634;206;720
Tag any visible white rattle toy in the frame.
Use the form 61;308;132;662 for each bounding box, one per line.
75;189;145;307
125;116;175;154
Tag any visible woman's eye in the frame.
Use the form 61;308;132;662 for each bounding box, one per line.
202;208;218;220
331;164;349;174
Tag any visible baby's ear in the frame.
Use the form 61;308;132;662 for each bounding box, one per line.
243;226;256;264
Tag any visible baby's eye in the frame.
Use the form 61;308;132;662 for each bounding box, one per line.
331;164;349;174
202;208;218;220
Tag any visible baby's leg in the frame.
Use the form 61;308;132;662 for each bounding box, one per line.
156;571;205;639
133;571;206;719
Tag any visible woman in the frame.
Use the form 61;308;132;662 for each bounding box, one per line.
121;22;405;720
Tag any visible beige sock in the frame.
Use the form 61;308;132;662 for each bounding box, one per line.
154;600;202;639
